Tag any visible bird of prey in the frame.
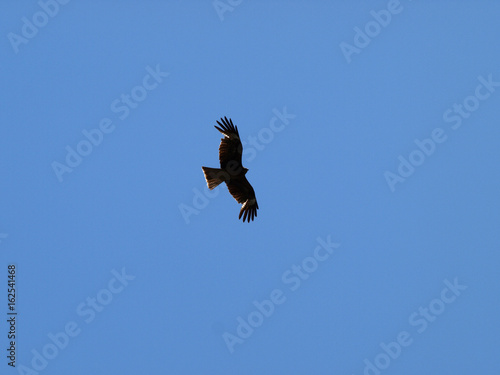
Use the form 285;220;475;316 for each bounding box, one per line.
202;117;259;222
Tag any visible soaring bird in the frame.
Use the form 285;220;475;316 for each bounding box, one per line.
202;117;259;222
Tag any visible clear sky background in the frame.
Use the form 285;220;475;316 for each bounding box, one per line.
1;1;499;374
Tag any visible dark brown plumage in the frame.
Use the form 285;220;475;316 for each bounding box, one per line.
202;117;259;222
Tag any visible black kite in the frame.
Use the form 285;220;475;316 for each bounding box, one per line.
202;117;259;222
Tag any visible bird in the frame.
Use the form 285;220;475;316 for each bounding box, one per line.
202;117;259;222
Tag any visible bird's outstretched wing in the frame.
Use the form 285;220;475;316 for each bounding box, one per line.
226;176;259;222
214;117;243;171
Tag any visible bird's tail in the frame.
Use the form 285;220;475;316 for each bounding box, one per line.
202;167;228;190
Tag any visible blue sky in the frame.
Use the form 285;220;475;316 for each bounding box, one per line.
1;1;500;374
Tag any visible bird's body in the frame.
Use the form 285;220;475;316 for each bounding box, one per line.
202;117;259;222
